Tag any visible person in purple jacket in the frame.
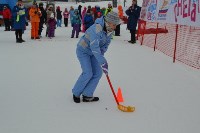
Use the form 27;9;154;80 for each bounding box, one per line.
48;13;56;39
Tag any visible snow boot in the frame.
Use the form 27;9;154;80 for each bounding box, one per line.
73;94;80;103
16;39;22;43
128;40;136;44
19;37;25;42
82;95;99;102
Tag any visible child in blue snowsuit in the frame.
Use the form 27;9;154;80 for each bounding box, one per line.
72;11;120;103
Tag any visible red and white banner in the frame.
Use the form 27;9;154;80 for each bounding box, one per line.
140;0;200;27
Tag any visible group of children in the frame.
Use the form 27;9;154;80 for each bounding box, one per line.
5;1;129;42
67;3;115;38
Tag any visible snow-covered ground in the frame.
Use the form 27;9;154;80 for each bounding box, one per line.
0;1;200;133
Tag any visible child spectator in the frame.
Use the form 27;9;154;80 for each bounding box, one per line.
48;13;56;39
69;6;74;27
81;7;87;32
63;8;69;27
56;6;62;27
71;9;81;38
115;5;123;36
2;6;11;31
84;9;94;31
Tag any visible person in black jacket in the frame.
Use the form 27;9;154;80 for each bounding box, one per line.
126;0;141;44
78;5;82;31
38;2;47;37
56;6;62;27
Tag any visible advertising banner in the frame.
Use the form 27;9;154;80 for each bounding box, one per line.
140;0;200;27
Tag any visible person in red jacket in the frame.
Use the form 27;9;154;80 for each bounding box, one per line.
2;6;11;31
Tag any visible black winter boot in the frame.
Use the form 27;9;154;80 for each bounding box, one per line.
19;37;25;42
16;36;22;43
16;39;22;43
82;95;99;102
73;95;80;103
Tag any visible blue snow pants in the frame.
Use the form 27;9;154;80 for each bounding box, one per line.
72;48;103;97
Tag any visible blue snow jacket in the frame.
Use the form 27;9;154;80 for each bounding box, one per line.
84;13;94;30
126;5;141;30
76;16;112;65
12;6;27;30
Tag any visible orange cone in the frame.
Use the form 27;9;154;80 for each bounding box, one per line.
117;87;124;103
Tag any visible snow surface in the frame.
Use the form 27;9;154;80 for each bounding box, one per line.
0;1;200;133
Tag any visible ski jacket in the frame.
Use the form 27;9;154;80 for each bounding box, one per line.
3;8;11;19
56;8;62;20
63;9;69;18
48;18;56;30
69;9;74;21
29;7;42;23
72;13;81;25
39;7;47;24
126;5;141;30
77;16;112;65
12;6;26;30
84;13;94;30
81;7;87;23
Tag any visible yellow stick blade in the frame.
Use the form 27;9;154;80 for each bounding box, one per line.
118;104;135;112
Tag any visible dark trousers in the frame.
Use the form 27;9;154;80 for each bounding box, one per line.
130;29;136;42
4;19;10;31
115;24;120;36
71;24;80;38
15;29;22;40
64;18;68;27
48;27;55;38
38;22;44;36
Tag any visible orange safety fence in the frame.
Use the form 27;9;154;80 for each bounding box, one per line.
137;20;200;69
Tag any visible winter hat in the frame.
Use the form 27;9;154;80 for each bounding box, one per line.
105;11;120;25
39;2;43;7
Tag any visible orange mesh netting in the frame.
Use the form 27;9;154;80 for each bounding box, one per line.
137;20;200;69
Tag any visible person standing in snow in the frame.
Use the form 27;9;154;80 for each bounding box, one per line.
48;13;56;39
46;5;54;37
63;8;69;27
38;2;47;38
12;0;27;43
56;6;62;27
29;2;42;39
105;2;112;15
2;6;11;31
81;7;87;32
126;0;141;44
71;9;81;38
72;11;120;103
69;6;74;27
84;9;94;31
